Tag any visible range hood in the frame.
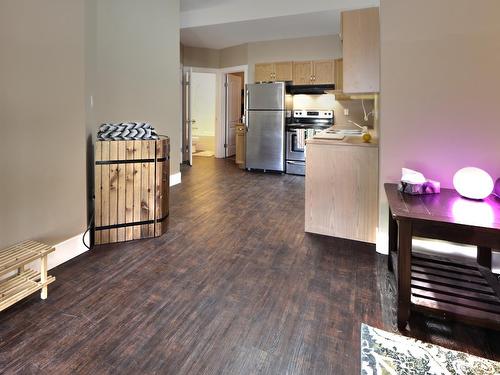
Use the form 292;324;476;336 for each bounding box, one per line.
286;84;336;95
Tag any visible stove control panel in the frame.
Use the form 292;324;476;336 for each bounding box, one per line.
293;110;333;119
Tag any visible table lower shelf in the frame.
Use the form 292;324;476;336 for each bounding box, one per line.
390;251;500;330
0;269;55;312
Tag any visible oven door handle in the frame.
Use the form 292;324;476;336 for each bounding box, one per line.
286;161;305;165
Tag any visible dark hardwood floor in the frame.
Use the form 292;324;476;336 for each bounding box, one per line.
1;157;499;374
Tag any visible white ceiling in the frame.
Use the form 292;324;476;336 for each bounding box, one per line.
180;0;379;49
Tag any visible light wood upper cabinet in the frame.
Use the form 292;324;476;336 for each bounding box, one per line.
341;7;380;93
293;60;336;85
255;63;275;82
255;62;293;82
312;60;335;84
292;61;313;85
274;62;293;82
256;59;338;85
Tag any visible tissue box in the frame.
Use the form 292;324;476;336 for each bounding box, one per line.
398;180;440;195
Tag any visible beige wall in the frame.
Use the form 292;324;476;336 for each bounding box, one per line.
0;0;86;248
220;44;249;68
0;0;180;249
378;0;500;251
182;45;220;68
88;0;181;175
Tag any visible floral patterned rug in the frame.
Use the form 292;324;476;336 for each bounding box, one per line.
361;324;500;374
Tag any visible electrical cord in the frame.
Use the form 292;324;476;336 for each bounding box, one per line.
82;212;94;250
361;99;374;122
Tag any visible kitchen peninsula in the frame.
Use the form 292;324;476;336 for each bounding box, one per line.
305;136;379;243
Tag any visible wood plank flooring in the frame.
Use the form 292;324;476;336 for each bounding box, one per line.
1;157;499;374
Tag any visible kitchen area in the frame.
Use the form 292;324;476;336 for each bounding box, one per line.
238;7;380;244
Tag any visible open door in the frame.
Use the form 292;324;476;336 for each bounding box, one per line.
225;73;242;157
182;67;193;166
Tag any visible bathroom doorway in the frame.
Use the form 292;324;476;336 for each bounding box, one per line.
191;72;217;158
182;67;219;165
182;65;248;165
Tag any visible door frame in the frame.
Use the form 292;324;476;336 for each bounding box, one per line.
218;65;248;159
182;66;221;164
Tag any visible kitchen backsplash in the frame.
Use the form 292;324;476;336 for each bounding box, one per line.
291;94;375;128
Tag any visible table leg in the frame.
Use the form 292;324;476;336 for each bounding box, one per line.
477;246;492;269
388;208;398;272
397;220;412;330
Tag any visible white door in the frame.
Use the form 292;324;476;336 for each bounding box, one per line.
182;67;192;166
226;74;242;157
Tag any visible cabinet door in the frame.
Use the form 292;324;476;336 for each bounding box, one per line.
274;61;293;82
313;60;335;84
334;59;343;91
255;63;274;82
293;61;312;85
235;128;245;165
305;144;378;243
342;7;380;93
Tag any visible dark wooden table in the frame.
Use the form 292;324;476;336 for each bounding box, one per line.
385;183;500;330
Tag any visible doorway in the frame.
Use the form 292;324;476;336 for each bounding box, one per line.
224;72;244;158
191;72;217;157
182;67;219;166
182;65;248;165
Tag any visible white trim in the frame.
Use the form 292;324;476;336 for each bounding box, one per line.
376;229;388;254
170;172;182;186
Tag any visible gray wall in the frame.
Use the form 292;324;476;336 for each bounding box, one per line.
0;0;86;248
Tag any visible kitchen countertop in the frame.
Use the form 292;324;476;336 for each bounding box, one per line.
306;134;378;147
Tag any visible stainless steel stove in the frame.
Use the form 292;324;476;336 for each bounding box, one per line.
286;110;334;175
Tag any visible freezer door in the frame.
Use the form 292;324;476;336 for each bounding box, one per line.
246;82;285;110
246;110;285;171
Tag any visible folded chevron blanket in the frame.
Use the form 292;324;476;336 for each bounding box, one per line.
97;122;159;141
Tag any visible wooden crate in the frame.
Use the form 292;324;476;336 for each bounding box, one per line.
94;137;169;245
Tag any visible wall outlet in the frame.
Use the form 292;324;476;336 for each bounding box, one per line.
343;108;349;116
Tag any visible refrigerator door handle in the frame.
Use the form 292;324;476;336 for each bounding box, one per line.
245;90;249;132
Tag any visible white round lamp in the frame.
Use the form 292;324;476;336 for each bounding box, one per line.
453;167;494;200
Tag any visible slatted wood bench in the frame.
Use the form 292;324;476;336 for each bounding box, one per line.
0;241;56;312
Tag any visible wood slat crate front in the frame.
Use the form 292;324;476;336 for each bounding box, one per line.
94;137;169;245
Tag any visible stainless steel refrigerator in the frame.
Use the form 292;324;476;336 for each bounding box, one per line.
245;82;286;172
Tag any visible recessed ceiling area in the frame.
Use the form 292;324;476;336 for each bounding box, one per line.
180;0;379;49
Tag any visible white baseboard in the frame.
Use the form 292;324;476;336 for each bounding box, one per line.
22;173;180;272
376;230;388;255
170;172;181;186
26;232;90;272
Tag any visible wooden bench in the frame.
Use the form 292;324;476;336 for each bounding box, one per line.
0;241;56;312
